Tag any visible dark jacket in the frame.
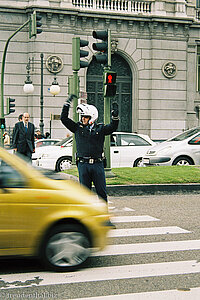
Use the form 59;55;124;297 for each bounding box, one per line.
12;121;35;153
61;105;119;158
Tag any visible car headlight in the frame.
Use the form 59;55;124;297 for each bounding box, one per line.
156;146;172;155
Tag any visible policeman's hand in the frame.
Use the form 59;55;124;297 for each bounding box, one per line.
111;102;119;117
64;94;77;107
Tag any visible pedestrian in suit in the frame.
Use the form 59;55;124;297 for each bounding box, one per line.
12;114;23;140
12;112;35;161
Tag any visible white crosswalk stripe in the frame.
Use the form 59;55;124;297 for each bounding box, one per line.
0;260;200;289
111;215;160;223
92;239;200;256
72;287;200;300
108;226;190;237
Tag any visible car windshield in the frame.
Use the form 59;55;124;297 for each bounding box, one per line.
54;136;72;146
169;127;200;142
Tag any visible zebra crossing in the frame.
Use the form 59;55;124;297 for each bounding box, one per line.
0;200;200;299
74;288;200;300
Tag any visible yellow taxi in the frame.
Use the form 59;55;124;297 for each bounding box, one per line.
0;147;112;272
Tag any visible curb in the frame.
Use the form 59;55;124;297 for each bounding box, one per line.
106;183;200;196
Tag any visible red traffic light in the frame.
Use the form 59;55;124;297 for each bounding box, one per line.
107;74;113;84
105;72;116;85
104;71;117;97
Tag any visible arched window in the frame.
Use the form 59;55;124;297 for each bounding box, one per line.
86;53;132;132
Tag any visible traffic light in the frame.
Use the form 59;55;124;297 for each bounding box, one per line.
0;118;5;129
29;11;42;38
6;97;15;115
72;37;89;71
104;71;117;97
92;30;111;67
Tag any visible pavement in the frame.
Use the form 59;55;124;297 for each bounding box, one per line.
106;183;200;196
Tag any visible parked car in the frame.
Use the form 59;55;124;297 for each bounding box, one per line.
0;147;111;272
35;138;61;148
33;132;156;171
142;127;200;167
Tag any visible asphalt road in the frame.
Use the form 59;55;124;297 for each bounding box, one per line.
0;194;200;299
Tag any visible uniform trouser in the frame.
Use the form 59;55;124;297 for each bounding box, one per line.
78;161;107;202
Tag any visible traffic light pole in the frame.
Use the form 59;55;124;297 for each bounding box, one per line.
71;36;88;165
72;70;79;165
0;19;30;146
104;93;111;167
40;53;44;135
103;67;115;177
104;30;113;176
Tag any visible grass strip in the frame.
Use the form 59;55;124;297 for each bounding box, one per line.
64;166;200;185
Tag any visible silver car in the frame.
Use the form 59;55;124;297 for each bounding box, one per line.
142;127;200;166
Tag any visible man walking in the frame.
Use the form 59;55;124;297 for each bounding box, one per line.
12;112;35;161
61;95;119;202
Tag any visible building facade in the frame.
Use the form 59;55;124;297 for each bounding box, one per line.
0;0;200;139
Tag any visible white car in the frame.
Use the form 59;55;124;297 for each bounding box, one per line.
35;138;61;148
33;132;155;171
142;127;200;166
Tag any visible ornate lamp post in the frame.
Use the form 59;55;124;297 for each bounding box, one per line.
23;58;34;94
24;54;63;134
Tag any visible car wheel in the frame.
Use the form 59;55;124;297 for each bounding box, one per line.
40;224;91;272
56;156;72;171
172;156;193;166
133;158;143;167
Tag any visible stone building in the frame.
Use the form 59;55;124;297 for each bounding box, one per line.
0;0;200;140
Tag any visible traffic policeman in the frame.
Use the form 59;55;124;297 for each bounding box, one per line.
60;94;119;202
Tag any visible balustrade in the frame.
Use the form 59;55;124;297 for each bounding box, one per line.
72;0;152;14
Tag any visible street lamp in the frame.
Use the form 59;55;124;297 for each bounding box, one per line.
23;58;34;94
50;76;60;96
23;54;62;135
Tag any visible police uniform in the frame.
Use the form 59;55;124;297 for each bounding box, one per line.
61;103;119;202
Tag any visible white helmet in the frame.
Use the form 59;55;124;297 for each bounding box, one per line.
76;103;98;125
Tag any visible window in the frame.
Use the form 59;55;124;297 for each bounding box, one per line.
0;160;26;188
170;128;200;141
111;135;117;146
188;134;200;145
119;134;151;146
55;136;72;146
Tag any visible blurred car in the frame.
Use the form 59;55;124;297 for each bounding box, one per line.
35;138;61;148
0;147;112;272
33;132;156;171
34;167;78;181
142;127;200;166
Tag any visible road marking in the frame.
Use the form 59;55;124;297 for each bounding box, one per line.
92;239;200;256
108;226;190;237
72;287;200;300
123;207;135;212
111;215;160;223
0;260;199;289
109;207;135;212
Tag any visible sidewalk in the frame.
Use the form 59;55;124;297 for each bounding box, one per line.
106;183;200;196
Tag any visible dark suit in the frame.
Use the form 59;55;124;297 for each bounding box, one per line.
12;121;35;161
